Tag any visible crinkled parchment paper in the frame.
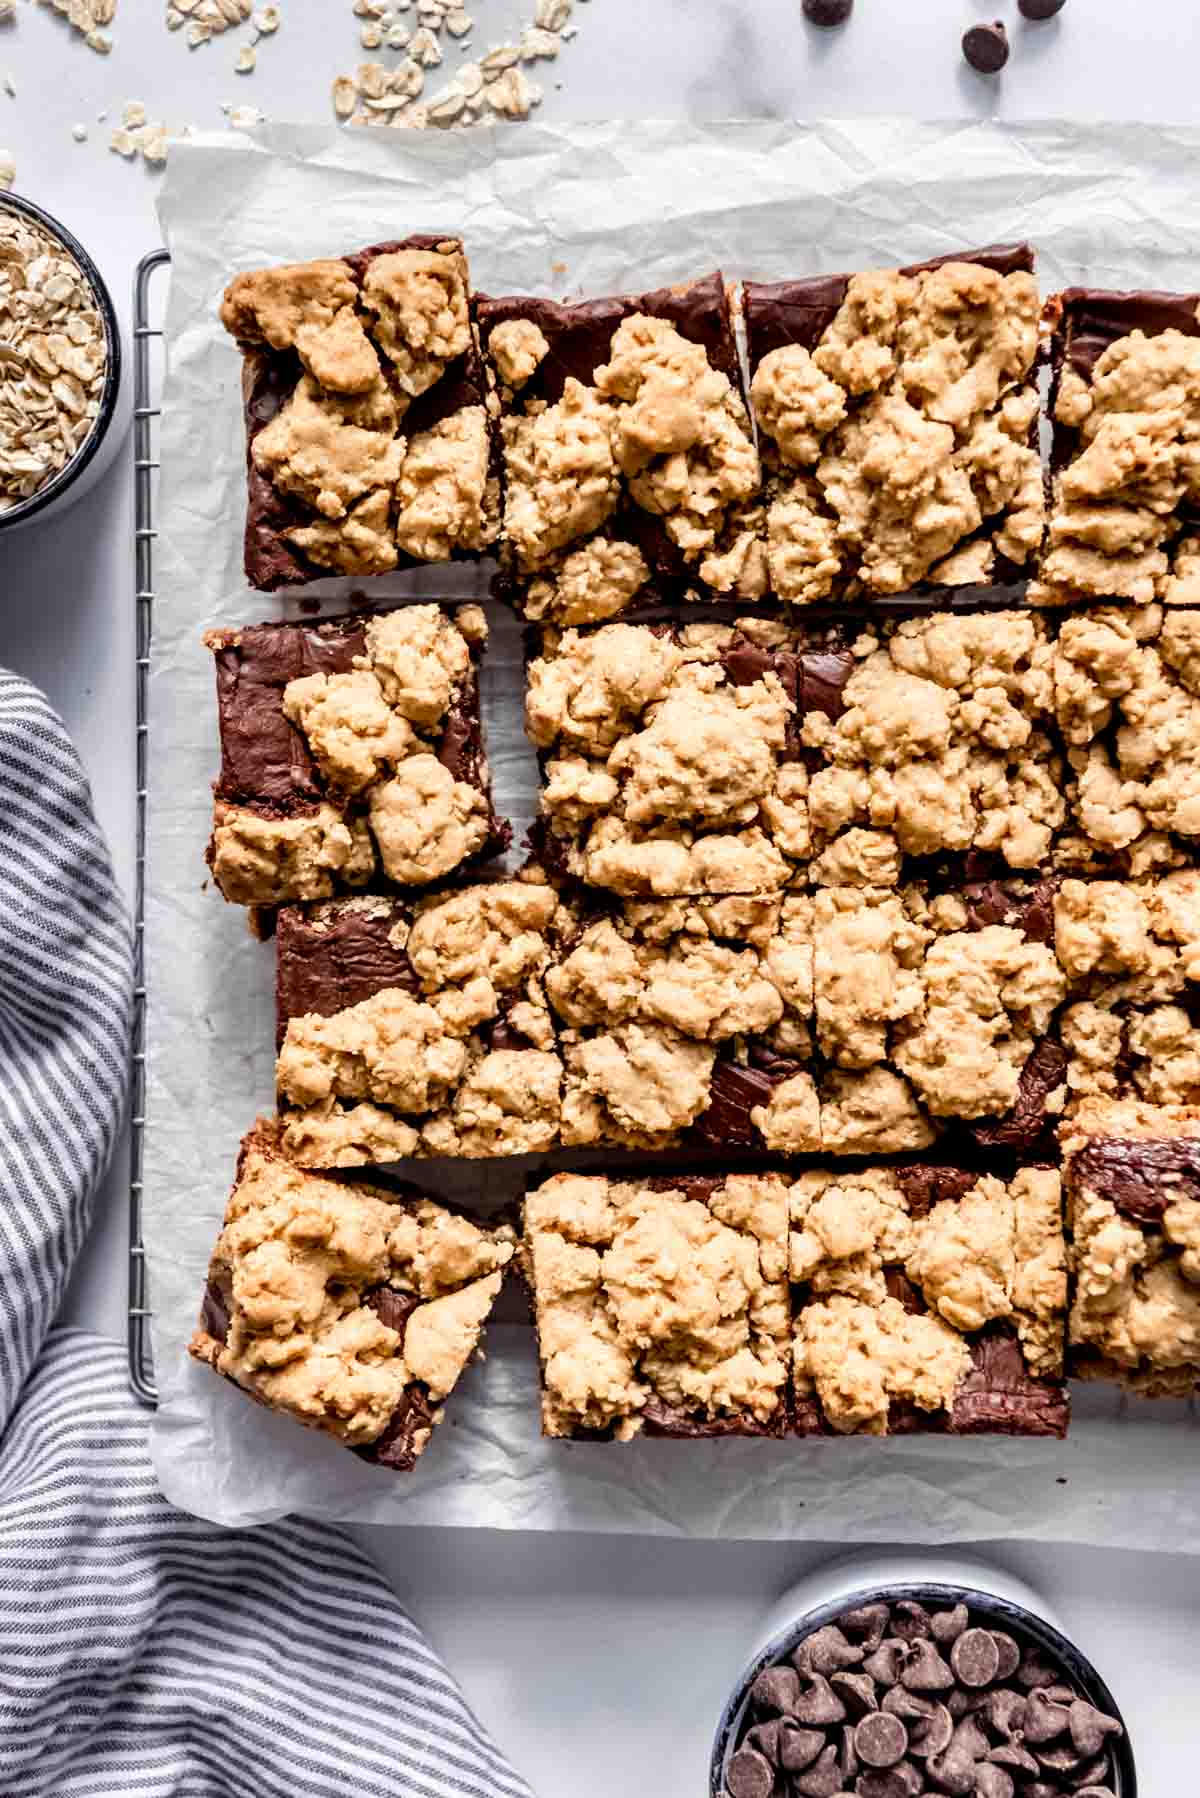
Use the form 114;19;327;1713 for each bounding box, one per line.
150;117;1200;1537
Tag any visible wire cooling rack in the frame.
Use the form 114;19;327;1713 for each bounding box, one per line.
129;247;170;1407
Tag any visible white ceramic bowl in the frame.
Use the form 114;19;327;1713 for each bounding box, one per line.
710;1551;1137;1797
0;192;130;531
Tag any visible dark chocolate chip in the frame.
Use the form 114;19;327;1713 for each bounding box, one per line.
1019;0;1065;16
1023;1689;1070;1744
950;1627;1001;1688
864;1641;908;1688
1075;1789;1117;1798
908;1701;953;1759
882;1689;932;1724
794;1743;845;1798
947;1689;983;1719
794;1672;848;1727
840;1603;890;1651
855;1713;909;1770
925;1743;977;1795
987;1742;1040;1776
855;1763;924;1798
753;1666;801;1715
984;1689;1027;1740
1036;1742;1086;1775
839;1723;859;1782
1076;1755;1115;1788
1069;1699;1123;1756
744;1721;783;1765
973;1766;1014;1798
831;1671;879;1718
200;1279;230;1344
1016;1650;1059;1690
779;1725;827;1773
891;1602;932;1642
929;1605;969;1645
899;1639;955;1694
726;1745;774;1798
802;0;852;22
949;1714;990;1762
804;1624;866;1674
990;1633;1021;1681
962;21;1009;71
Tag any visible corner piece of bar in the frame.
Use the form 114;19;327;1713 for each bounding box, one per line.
522;1168;791;1440
220;237;497;591
187;1118;514;1468
742;243;1043;606
1060;1097;1200;1396
205;601;509;908
479;270;765;619
1034;286;1200;608
789;1160;1069;1437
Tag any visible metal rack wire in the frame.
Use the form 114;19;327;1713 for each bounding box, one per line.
128;247;170;1408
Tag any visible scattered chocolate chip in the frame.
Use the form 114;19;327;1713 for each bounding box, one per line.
793;1742;844;1797
855;1712;909;1769
900;1639;955;1694
753;1666;801;1714
984;1689;1027;1739
947;1688;985;1718
1017;1650;1059;1690
1019;0;1066;16
779;1724;826;1772
951;1627;1001;1688
988;1741;1040;1776
831;1671;878;1717
882;1689;932;1723
990;1633;1021;1681
962;20;1009;72
804;1624;865;1674
1069;1699;1124;1757
908;1701;953;1759
930;1605;969;1645
855;1764;923;1798
744;1721;782;1764
840;1604;890;1652
950;1714;991;1762
1023;1689;1070;1744
974;1766;1014;1798
794;1672;847;1727
926;1743;977;1795
892;1601;932;1642
726;1746;774;1798
863;1640;908;1687
802;0;852;23
838;1722;858;1782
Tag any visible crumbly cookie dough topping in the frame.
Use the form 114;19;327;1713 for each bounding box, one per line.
190;1134;512;1444
753;262;1043;600
525;1171;789;1438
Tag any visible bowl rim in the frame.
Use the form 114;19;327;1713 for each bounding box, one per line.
0;189;123;529
709;1577;1138;1798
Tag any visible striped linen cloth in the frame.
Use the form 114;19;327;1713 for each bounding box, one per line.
0;671;533;1798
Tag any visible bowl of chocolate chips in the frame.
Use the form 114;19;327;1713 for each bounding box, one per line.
711;1556;1135;1798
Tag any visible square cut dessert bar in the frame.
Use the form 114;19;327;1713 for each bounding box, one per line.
742;244;1044;605
206;602;510;908
1060;1099;1200;1395
522;1169;791;1440
188;1120;515;1469
789;1161;1068;1437
273;877;564;1166
478;271;765;622
220;238;497;590
1033;287;1200;609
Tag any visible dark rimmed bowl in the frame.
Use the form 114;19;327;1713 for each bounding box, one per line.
0;190;125;530
711;1566;1136;1797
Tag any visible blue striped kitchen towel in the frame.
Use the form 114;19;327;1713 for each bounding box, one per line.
0;670;533;1798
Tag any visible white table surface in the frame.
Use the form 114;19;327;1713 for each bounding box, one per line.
2;0;1198;1791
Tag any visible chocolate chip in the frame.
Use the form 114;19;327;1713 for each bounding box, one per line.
946;1689;985;1719
804;1624;866;1674
802;0;852;23
753;1666;801;1714
1036;1742;1087;1775
990;1633;1020;1681
962;21;1009;71
1075;1789;1117;1798
987;1742;1040;1776
839;1723;858;1782
900;1639;955;1693
973;1766;1014;1798
794;1673;848;1727
840;1604;890;1652
1023;1689;1070;1744
1023;1785;1061;1798
1069;1699;1123;1757
855;1764;924;1798
855;1713;909;1769
882;1689;932;1723
984;1689;1027;1740
1076;1755;1115;1788
794;1743;845;1797
831;1671;879;1717
926;1743;977;1795
744;1721;783;1764
863;1641;908;1687
726;1746;774;1798
950;1628;1001;1688
930;1605;969;1645
779;1725;826;1772
891;1601;932;1642
1019;0;1066;16
908;1701;953;1759
1017;1650;1059;1690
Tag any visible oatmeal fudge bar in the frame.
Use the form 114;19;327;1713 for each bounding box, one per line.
1055;870;1200;1115
808;875;1067;1156
743;245;1044;603
523;1170;790;1439
798;608;1064;882
274;877;563;1166
1034;286;1200;608
1052;604;1200;874
188;1120;514;1468
526;616;807;898
206;603;509;908
479;271;764;619
790;1162;1069;1436
1061;1098;1200;1394
220;239;498;589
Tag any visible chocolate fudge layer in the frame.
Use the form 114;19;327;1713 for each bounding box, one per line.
1034;285;1200;607
1052;604;1200;874
743;244;1043;603
188;1119;514;1467
479;271;765;616
206;603;510;907
274;878;564;1166
790;1162;1068;1436
523;1169;791;1440
1061;1098;1200;1394
221;239;498;590
798;608;1064;883
526;615;806;899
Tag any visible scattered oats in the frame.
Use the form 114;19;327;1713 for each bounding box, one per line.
484;64;537;116
425;83;465;124
38;0;116;54
186;18;211;43
235;40;255;67
0;2;14;23
384;22;408;47
453;58;481;96
165;6;185;26
140;123;169;164
85;25;111;49
71;122;88;140
560;22;576;37
122;98;146;126
519;24;559;59
360;20;381;46
533;0;570;26
229;103;263;127
109;127;136;155
409;24;439;64
353;0;383;12
444;7;470;35
331;73;356;116
251;2;277;28
0;150;13;189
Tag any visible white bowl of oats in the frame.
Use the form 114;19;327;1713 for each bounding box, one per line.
0;192;124;529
